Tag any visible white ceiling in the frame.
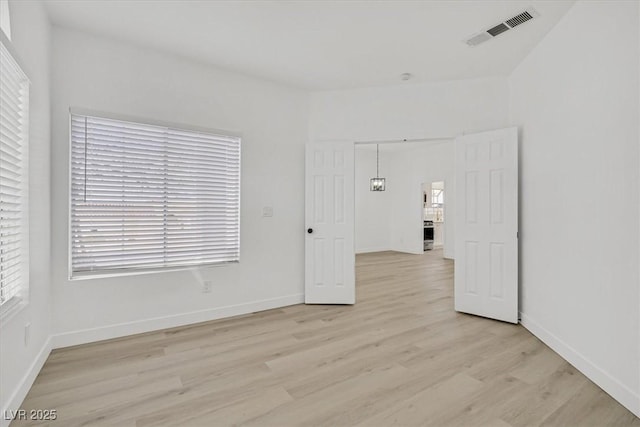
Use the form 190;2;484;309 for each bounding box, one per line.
43;0;574;90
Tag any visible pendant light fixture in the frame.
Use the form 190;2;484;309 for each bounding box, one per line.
370;144;386;191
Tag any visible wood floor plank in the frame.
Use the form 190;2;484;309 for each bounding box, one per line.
12;249;639;426
354;372;486;426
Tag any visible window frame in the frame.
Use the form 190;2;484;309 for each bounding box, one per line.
67;107;242;281
0;28;30;320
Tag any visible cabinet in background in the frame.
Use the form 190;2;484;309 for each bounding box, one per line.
434;222;444;247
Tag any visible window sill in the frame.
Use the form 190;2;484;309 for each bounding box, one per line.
69;260;239;281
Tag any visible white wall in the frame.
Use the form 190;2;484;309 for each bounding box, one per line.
49;28;309;346
309;76;510;143
0;1;52;424
510;0;640;416
354;146;392;253
388;142;455;258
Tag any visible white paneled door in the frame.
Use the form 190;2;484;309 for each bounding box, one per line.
305;142;355;304
454;128;518;323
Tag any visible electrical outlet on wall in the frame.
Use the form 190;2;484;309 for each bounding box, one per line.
203;280;213;293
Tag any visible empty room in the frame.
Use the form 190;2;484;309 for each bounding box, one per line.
1;0;639;426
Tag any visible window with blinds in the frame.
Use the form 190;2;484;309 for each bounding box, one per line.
70;112;241;278
0;39;29;308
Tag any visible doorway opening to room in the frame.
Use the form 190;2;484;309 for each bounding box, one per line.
353;141;453;259
305;127;518;324
352;141;454;307
422;181;445;253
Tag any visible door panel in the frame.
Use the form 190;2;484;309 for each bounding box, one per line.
455;128;518;323
305;141;355;304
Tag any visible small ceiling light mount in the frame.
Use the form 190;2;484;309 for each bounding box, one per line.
370;144;386;192
400;73;412;81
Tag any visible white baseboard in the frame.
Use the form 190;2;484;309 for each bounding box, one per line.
1;337;52;427
520;312;640;418
355;247;391;254
392;249;424;255
51;294;304;349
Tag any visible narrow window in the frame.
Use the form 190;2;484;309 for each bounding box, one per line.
0;36;30;310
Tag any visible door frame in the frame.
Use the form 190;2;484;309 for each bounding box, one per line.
422;180;447;252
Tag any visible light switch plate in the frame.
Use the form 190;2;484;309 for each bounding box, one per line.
262;206;273;217
202;281;212;293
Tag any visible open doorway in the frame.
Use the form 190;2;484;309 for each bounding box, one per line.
422;181;445;253
306;128;518;323
352;141;454;308
353;141;455;259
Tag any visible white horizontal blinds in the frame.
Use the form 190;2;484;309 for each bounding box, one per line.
70;113;241;277
0;41;29;306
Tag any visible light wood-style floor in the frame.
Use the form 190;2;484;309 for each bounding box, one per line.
14;250;640;427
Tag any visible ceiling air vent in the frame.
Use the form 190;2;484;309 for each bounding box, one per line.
464;7;539;47
487;23;509;37
505;11;534;28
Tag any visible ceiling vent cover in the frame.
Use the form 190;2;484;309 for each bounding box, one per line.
487;23;509;37
505;11;534;28
464;7;539;47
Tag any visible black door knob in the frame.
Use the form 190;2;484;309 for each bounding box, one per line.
307;228;313;234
